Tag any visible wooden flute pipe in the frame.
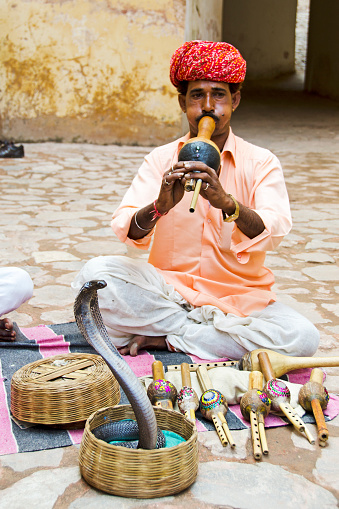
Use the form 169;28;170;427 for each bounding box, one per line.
299;368;329;445
258;352;315;443
167;360;239;372
240;348;339;379
189;179;202;213
177;363;199;423
146;360;177;410
240;371;270;460
197;365;236;448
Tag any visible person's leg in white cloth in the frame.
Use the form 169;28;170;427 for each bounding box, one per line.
72;256;320;360
0;267;34;340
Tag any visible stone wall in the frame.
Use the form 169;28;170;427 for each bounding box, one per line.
0;0;185;145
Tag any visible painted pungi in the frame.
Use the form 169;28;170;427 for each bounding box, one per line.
258;351;315;444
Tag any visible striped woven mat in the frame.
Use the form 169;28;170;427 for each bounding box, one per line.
0;322;338;455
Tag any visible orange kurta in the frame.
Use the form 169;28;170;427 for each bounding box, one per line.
111;129;292;317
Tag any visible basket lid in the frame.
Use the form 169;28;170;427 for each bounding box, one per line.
10;353;120;425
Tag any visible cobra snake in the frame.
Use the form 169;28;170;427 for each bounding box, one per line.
74;280;164;449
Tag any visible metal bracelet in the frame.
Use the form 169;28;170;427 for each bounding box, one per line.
134;210;153;231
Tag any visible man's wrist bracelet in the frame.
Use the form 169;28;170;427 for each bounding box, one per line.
151;200;168;221
134;210;153;231
222;194;240;222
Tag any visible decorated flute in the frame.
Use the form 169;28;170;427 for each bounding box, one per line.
240;371;271;460
258;352;315;444
177;363;199;423
197;365;235;448
299;368;330;446
147;360;177;410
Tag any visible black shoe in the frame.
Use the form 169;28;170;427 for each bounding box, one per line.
0;142;24;158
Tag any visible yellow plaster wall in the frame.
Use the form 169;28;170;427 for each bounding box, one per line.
0;0;185;145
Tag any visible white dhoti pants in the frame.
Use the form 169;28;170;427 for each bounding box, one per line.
0;267;34;317
72;256;320;360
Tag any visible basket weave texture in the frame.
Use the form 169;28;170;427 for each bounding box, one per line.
11;353;120;425
79;404;199;498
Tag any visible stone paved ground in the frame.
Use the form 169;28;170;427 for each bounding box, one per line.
0;78;339;508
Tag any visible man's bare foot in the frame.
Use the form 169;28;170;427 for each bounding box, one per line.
0;317;16;341
118;335;167;357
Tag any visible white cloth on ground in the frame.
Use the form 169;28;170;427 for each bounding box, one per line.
71;255;320;360
0;267;33;316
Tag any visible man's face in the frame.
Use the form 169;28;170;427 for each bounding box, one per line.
178;80;240;139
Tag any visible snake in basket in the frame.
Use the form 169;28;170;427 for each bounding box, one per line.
74;280;165;449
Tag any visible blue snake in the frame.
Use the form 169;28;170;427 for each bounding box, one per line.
74;280;164;449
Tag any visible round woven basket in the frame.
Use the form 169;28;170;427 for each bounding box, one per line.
11;353;120;426
79;404;199;498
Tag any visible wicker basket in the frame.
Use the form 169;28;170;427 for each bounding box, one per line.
11;353;120;426
79;404;199;498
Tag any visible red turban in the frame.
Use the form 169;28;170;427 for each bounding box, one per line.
170;40;246;88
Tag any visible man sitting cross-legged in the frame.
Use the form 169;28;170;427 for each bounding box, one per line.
72;40;320;360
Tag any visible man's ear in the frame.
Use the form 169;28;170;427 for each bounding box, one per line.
231;90;241;112
178;94;186;113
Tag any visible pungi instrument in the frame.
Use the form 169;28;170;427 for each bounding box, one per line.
258;352;315;443
167;349;339;379
178;116;221;213
298;368;330;445
197;365;236;447
147;360;177;410
177;363;199;423
240;348;339;379
240;371;271;460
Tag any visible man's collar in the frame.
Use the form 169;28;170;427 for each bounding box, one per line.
220;127;236;166
177;127;236;166
177;132;191;151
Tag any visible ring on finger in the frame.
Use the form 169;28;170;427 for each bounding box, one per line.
164;177;171;186
205;183;209;190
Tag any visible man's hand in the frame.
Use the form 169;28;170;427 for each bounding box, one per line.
157;160;229;213
180;160;227;210
128;160;265;240
181;161;266;239
154;163;186;213
0;317;16;341
128;163;187;240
